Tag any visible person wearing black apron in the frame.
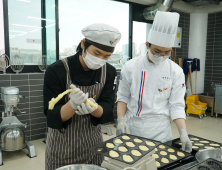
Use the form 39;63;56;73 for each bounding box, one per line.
43;23;122;170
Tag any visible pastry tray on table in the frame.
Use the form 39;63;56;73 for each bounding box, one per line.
174;135;222;153
187;158;222;170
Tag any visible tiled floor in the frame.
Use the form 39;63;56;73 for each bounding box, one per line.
0;113;222;170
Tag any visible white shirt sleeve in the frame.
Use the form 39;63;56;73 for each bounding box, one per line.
169;70;186;121
117;64;131;104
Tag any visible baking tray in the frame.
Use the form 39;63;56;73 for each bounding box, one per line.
152;143;191;169
187;158;222;170
90;133;161;165
174;135;222;152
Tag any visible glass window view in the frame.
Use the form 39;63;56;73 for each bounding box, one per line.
59;0;129;69
132;21;148;58
0;0;4;55
8;0;56;65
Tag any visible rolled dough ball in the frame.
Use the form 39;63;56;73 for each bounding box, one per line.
178;143;182;145
155;148;158;152
205;146;214;149
200;141;209;144
122;135;130;140
168;148;175;153
109;150;119;158
134;138;143;143
114;139;123;144
192;146;199;149
106;143;115;148
177;151;185;157
159;145;166;149
146;141;155;146
123;155;134;162
194;143;204;146
210;143;220;147
169;154;178;160
118;146;128;152
161;158;169;164
160;151;167;156
190;138;199;141
131;150;142;156
152;154;159;159
126;142;135;147
139;145;149;151
191;141;194;143
156;161;161;167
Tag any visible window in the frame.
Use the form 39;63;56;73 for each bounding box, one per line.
0;0;4;55
7;0;56;65
58;0;129;69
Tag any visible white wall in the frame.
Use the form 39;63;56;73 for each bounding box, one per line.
188;13;208;94
0;0;5;54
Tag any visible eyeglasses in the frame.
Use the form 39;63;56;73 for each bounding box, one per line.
151;49;172;57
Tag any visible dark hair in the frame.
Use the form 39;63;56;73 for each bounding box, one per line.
149;43;152;47
76;40;91;55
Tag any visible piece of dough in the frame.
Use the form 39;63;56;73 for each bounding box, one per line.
98;149;102;152
170;154;178;160
109;150;119;158
139;145;149;151
210;143;220;147
190;138;199;141
146;141;155;146
194;143;204;146
118;146;128;152
160;151;167;156
191;141;194;143
179;143;182;145
205;146;214;149
123;155;134;162
106;143;115;148
114;139;123;144
168;148;175;153
122;135;130;140
192;146;199;149
134;138;143;143
155;148;158;152
126;142;135;147
177;151;185;157
156;161;161;167
200;141;209;144
161;158;169;164
159;145;166;149
152;154;159;159
131;150;142;156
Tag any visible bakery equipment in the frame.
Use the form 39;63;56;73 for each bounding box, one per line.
187;158;222;170
10;55;24;74
174;135;222;153
55;164;107;170
214;84;222;118
0;54;10;74
195;149;222;162
90;133;191;170
38;55;50;72
0;87;36;165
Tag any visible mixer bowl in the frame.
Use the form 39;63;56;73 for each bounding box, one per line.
55;164;107;170
0;126;26;151
196;149;222;162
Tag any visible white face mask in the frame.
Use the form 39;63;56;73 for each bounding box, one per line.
148;49;170;65
82;50;107;70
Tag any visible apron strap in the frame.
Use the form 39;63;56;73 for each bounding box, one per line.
100;64;106;84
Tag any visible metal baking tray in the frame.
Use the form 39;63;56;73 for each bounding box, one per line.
174;135;222;152
89;133;161;165
187;158;222;170
152;143;191;169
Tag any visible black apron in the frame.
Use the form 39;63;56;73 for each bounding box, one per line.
45;58;106;170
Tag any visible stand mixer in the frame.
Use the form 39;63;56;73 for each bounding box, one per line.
0;87;36;165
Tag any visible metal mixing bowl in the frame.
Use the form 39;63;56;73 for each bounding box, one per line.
55;164;107;170
196;148;222;162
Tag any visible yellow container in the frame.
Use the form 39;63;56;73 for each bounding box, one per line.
186;95;207;119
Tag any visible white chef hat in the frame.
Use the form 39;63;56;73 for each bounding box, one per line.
148;11;180;48
81;23;122;53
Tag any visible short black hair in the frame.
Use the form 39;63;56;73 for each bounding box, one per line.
76;40;91;55
149;43;152;47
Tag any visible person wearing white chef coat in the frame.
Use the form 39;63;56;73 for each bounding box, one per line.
116;11;192;153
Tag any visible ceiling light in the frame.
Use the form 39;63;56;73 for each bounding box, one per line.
18;33;27;36
30;29;41;32
28;16;55;22
12;24;42;29
17;0;30;2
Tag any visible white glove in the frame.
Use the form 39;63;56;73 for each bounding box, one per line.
69;84;88;110
179;128;192;153
76;98;98;115
116;117;130;136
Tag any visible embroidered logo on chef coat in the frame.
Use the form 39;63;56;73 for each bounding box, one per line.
110;38;118;45
114;76;117;84
162;77;170;80
158;88;168;92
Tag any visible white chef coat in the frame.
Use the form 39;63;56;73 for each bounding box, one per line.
117;55;186;121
